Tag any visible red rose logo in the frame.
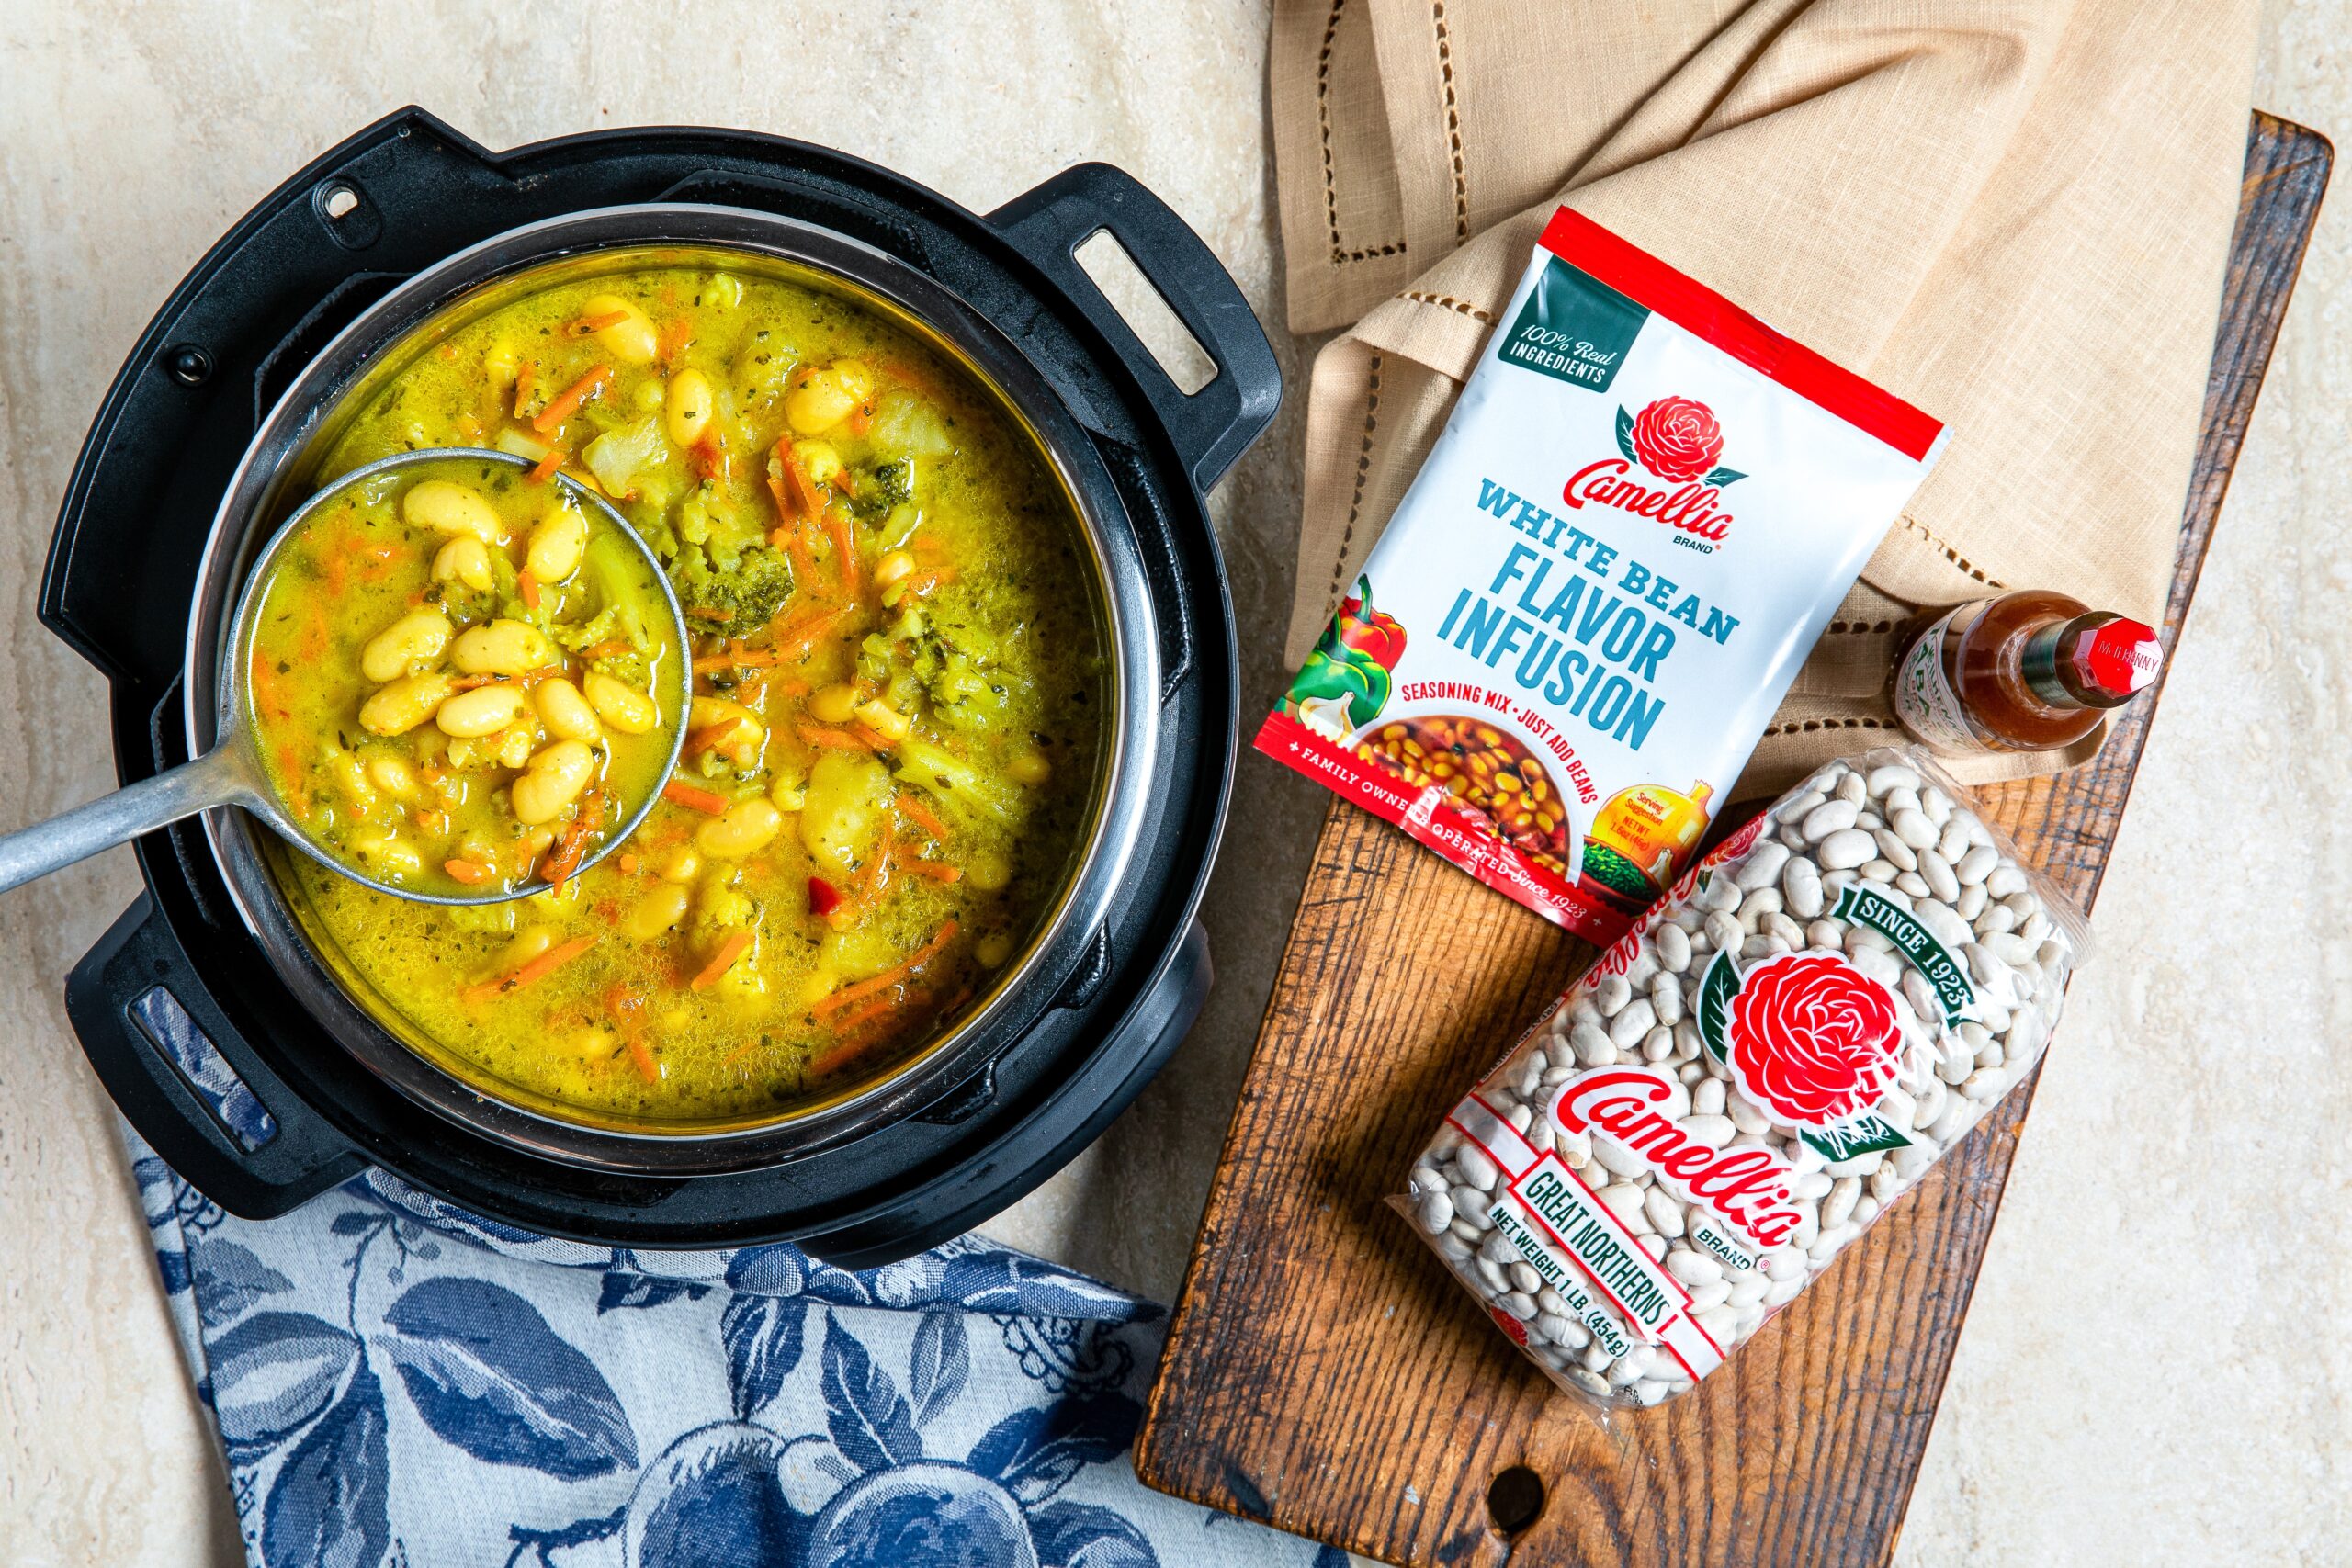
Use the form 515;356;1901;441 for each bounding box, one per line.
1725;952;1902;1127
1628;396;1724;483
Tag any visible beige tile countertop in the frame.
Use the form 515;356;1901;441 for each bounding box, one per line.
0;2;2344;1563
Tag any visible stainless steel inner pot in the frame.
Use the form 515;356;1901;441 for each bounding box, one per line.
182;205;1159;1174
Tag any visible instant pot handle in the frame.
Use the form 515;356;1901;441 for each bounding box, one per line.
989;164;1282;493
68;896;367;1217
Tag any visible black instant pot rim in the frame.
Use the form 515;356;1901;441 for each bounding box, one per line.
47;107;1272;1261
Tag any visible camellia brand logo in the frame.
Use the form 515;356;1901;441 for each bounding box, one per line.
1562;395;1747;548
1628;396;1726;482
1725;952;1903;1126
1548;1066;1805;1251
1695;944;1919;1162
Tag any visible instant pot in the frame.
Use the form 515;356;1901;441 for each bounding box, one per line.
47;107;1277;1266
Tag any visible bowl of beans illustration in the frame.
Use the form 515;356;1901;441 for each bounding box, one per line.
1349;715;1573;879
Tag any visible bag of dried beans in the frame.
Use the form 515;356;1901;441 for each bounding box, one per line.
1393;748;2088;1407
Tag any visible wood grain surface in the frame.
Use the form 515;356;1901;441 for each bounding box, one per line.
1135;113;2331;1568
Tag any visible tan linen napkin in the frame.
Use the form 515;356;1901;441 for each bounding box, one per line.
1272;0;2259;793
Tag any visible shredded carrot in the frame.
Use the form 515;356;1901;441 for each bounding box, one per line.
846;401;875;438
899;795;948;839
807;1014;922;1077
616;853;639;874
693;609;849;673
251;653;287;719
412;808;450;835
444;858;491;886
694;431;730;484
276;741;311;818
783;446;827;519
581;638;632;660
859;834;896;900
764;462;797;525
686;717;745;756
624;1035;660;1083
571;310;628;334
686;605;735;624
807;1039;876;1078
853;724;895;751
813;920;959;1018
797;724;870;752
662;780;731;815
657;317;694;367
517;570;542;610
771;606;850;660
785;528;822;593
605;987;661;1083
826;988;922;1039
544;788;605;890
532;365;611;434
513;362;538;418
526;446;565;484
689;931;754;992
465;934;601;1004
826;512;859;596
900;858;962;884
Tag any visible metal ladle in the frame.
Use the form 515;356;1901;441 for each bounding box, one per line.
0;448;689;901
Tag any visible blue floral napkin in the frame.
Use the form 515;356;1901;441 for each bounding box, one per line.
127;1129;1339;1568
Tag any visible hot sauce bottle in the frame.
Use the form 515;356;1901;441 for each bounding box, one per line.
1891;590;2163;756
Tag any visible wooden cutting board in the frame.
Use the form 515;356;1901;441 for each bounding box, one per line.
1134;112;2329;1568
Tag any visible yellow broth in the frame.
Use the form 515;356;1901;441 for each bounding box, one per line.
247;457;681;899
274;262;1106;1122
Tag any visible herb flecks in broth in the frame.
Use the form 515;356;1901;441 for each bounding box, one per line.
284;265;1103;1122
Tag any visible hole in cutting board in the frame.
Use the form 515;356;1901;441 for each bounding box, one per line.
1073;231;1217;394
1487;1465;1546;1535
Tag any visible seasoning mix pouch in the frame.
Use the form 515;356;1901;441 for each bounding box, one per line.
1258;209;1949;943
1393;748;2089;1408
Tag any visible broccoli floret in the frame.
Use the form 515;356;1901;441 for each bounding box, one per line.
850;459;913;522
894;738;1020;828
669;542;797;631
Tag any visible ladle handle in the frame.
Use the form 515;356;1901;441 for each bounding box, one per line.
0;746;256;895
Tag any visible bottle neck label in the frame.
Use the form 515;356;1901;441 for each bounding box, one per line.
1892;603;1992;755
2019;623;2079;706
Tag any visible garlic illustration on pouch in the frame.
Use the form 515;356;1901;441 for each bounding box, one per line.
1285;574;1407;740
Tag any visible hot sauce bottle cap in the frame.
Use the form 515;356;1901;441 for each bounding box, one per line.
2063;615;2163;702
